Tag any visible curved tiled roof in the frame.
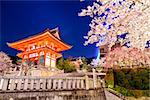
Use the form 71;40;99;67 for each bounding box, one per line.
7;28;72;51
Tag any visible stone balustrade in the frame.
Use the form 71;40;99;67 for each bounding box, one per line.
0;72;107;100
0;75;103;92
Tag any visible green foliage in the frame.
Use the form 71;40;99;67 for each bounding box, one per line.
81;57;88;65
113;85;133;96
56;58;76;73
105;68;150;98
80;63;88;70
113;85;150;98
105;69;114;88
114;68;149;90
80;57;89;70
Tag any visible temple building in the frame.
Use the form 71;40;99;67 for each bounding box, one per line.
99;45;109;58
7;28;72;68
99;43;121;58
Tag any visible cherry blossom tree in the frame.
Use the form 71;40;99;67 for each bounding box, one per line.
102;47;150;68
0;52;13;73
79;0;150;50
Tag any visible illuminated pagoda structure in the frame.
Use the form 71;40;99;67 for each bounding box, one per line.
7;28;72;68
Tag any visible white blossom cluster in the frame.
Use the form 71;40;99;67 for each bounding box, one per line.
90;59;100;68
79;0;150;50
126;5;150;50
0;52;12;71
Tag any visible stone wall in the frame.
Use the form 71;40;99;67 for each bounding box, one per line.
0;89;106;100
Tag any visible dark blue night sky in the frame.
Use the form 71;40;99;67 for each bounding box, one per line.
1;1;100;58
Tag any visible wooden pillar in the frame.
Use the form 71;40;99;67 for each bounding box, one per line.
49;53;52;69
22;56;24;65
44;51;46;67
51;54;56;68
37;51;40;65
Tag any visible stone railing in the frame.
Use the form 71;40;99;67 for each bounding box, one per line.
0;75;103;92
0;72;107;100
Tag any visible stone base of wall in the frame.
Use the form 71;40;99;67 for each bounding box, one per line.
0;89;106;100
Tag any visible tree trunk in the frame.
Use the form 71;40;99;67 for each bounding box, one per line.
113;69;116;88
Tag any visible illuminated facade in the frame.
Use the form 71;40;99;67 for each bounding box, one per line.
7;28;72;68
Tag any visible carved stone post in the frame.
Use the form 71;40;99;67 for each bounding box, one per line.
101;78;105;88
81;79;84;89
77;79;80;89
30;79;34;90
72;79;76;89
17;79;22;90
24;78;28;90
58;79;62;90
92;68;97;88
36;79;40;90
36;96;39;100
68;79;71;89
47;79;52;89
53;79;57;89
2;78;9;91
42;79;46;90
63;79;67;89
9;98;14;100
85;74;89;90
0;78;4;90
10;79;15;91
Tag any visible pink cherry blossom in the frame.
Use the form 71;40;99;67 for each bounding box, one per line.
102;47;150;68
0;52;13;72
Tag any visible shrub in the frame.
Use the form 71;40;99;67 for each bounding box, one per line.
114;68;149;90
113;85;150;98
56;58;76;73
105;68;150;97
105;69;114;88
